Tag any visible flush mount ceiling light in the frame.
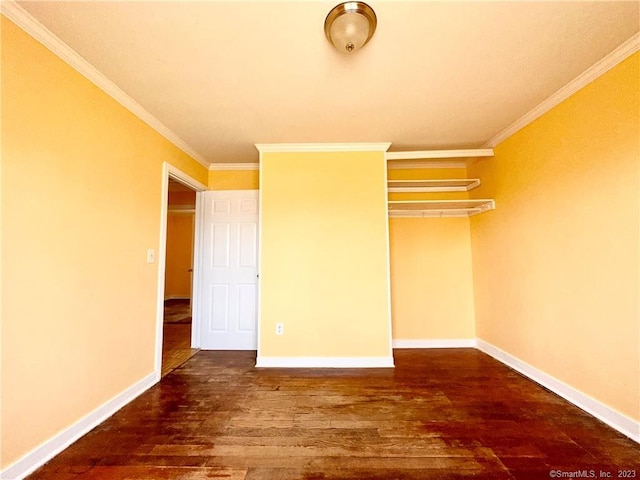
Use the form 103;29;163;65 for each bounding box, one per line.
324;2;377;53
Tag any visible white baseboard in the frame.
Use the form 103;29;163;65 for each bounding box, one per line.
4;341;636;480
0;372;157;480
393;338;476;349
476;339;640;444
256;356;395;368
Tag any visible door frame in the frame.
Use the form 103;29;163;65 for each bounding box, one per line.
154;162;207;381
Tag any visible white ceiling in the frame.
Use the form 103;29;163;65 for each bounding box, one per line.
16;1;640;166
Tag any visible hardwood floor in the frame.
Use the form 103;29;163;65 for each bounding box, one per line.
162;299;199;377
27;350;639;479
161;323;199;378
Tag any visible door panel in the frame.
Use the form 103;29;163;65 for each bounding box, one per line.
211;223;230;267
238;285;257;331
210;284;229;331
239;223;257;267
199;190;259;350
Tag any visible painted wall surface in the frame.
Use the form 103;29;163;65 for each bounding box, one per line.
469;53;640;421
389;218;475;340
1;17;206;468
209;169;259;190
388;167;470;201
388;168;468;181
168;190;196;206
259;151;392;359
164;214;194;299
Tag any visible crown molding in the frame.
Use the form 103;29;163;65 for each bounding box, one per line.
209;163;259;171
487;32;640;148
255;143;392;153
1;1;210;169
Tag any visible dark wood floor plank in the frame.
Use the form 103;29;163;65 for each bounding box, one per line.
244;468;514;480
161;322;199;378
31;466;247;480
26;349;640;479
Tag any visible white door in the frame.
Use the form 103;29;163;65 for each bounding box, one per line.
199;190;259;349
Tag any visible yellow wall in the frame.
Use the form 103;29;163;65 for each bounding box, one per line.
388;167;470;201
1;17;207;468
469;53;640;421
387;168;468;181
209;169;259;190
388;167;476;341
389;218;475;340
164;214;194;299
259;151;392;359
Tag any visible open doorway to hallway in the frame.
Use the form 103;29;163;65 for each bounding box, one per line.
161;177;199;376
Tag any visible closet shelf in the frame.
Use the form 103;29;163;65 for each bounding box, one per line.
388;199;495;218
386;148;494;169
387;179;480;193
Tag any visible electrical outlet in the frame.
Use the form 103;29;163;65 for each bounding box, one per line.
276;323;284;335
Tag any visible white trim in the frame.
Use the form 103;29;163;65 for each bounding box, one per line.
154;163;170;381
256;356;395;368
190;191;205;348
387;160;467;169
0;1;209;169
382;155;395;360
487;32;640;148
393;339;477;349
388;186;468;193
386;149;493;161
387;199;495;218
0;372;156;480
476;339;640;444
388;210;471;218
387;179;481;193
209;163;259;171
255;143;392;153
256;153;264;362
165;166;207;192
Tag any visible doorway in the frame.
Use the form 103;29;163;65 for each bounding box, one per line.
154;163;207;379
161;178;199;376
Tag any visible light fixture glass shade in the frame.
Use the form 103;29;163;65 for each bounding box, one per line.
325;2;377;53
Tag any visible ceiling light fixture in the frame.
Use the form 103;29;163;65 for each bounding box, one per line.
324;2;377;53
